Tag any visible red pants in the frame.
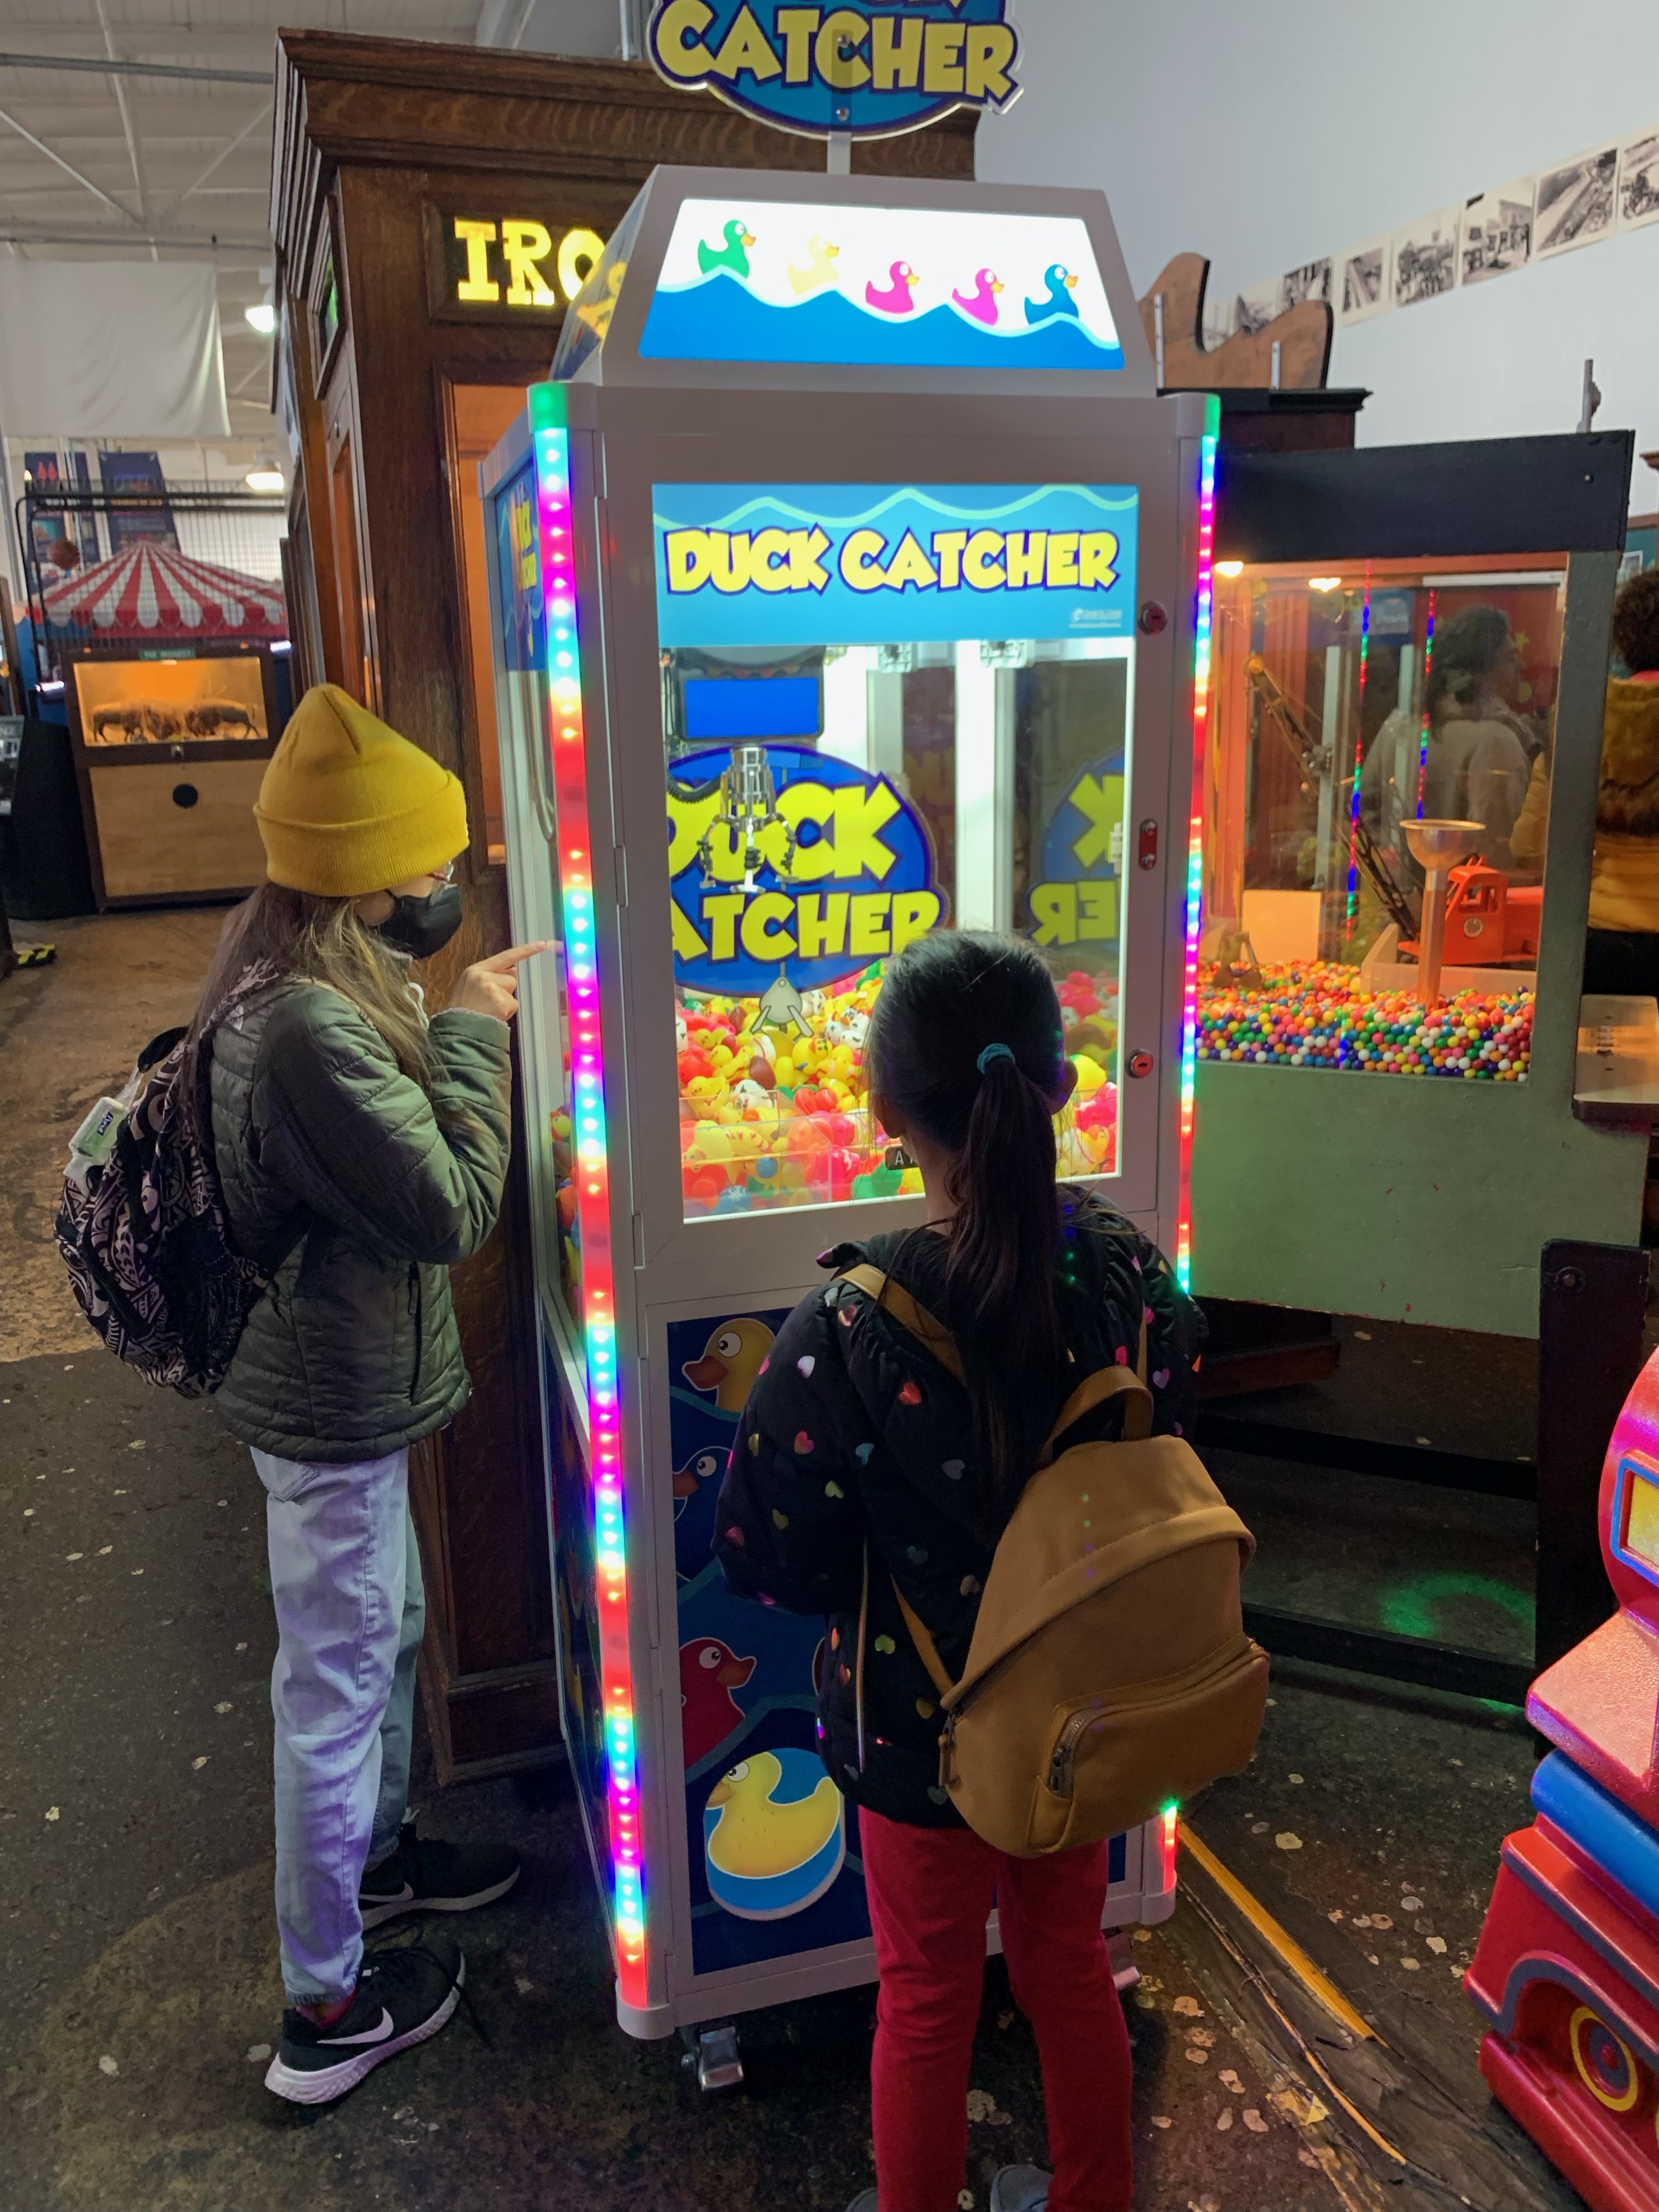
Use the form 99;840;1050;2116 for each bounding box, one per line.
860;1808;1134;2212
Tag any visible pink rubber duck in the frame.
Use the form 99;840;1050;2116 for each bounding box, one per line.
865;260;918;314
951;268;1004;325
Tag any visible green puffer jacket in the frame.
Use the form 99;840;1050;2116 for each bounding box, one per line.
208;980;513;1463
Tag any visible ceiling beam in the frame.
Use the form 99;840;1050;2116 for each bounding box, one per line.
0;226;269;253
0;52;269;86
0;106;140;229
154;101;272;223
93;0;151;257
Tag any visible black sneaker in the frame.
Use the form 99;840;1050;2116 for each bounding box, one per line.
264;1932;465;2106
358;1816;520;1930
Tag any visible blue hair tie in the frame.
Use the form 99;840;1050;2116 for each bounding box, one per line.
976;1042;1015;1074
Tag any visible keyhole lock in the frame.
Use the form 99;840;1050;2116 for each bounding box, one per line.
1127;1051;1154;1079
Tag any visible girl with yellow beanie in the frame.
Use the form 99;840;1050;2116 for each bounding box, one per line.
188;684;545;2104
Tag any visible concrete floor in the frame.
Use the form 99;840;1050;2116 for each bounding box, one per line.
0;912;1588;2212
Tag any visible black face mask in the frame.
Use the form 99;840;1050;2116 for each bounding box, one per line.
371;882;463;961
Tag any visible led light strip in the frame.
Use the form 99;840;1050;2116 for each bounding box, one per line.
1344;569;1372;939
1175;420;1217;1294
1415;590;1436;817
528;380;647;2012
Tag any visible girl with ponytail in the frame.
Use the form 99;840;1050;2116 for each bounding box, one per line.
716;931;1201;2212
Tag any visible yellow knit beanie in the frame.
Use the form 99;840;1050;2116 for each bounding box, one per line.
255;685;467;897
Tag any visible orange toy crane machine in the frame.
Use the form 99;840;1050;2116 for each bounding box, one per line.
1440;859;1543;967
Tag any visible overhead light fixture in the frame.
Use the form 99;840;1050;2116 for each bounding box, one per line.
244;301;277;336
1308;575;1343;592
245;462;285;494
1214;559;1244;578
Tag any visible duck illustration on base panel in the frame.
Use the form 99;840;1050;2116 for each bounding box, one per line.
698;219;755;279
680;1637;757;1769
682;1318;775;1412
952;268;1005;325
703;1750;847;1921
1025;262;1081;324
672;1446;724;1520
788;236;840;296
865;260;919;314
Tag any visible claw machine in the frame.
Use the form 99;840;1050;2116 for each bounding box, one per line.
482;165;1213;2053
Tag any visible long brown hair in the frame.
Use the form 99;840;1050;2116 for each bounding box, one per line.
187;882;441;1094
867;931;1071;1538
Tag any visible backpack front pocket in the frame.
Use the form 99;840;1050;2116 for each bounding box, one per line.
1023;1636;1268;1853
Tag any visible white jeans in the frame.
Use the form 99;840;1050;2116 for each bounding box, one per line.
251;1446;425;2004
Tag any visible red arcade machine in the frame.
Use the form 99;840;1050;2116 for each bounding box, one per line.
1466;1348;1659;2209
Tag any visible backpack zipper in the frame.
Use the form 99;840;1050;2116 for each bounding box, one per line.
1045;1643;1257;1799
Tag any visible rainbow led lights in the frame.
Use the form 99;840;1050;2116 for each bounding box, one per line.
1415;590;1437;816
1344;569;1372;936
1160;1799;1180;1892
527;380;647;2012
1175;417;1218;1294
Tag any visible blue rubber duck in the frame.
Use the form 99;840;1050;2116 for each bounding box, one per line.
698;219;756;279
1024;263;1080;324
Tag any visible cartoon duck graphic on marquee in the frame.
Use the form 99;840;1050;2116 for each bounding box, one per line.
639;197;1126;373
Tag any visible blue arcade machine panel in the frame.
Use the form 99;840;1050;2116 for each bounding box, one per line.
668;1306;871;1973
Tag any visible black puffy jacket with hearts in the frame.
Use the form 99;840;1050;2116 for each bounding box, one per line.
713;1194;1202;1828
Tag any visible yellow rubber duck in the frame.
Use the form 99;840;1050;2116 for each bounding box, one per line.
682;1317;775;1410
706;1752;843;1880
787;235;840;296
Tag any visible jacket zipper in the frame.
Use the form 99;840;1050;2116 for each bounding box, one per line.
1045;1644;1257;1798
408;1265;423;1400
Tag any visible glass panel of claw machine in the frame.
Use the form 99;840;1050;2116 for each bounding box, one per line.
1199;556;1565;1085
662;487;1142;1227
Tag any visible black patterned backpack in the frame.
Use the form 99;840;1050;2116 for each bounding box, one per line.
55;965;276;1396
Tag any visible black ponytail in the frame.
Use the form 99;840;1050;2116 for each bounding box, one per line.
867;932;1071;1537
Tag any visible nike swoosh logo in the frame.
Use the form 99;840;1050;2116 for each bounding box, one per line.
362;1882;415;1906
320;2007;395;2047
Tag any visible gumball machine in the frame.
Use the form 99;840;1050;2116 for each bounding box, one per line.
1465;1346;1659;2209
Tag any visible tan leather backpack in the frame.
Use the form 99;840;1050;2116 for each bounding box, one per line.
843;1265;1268;1857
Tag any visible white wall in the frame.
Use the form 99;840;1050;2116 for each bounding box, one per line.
979;0;1659;510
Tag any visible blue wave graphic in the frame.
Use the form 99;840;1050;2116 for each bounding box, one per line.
641;269;1125;374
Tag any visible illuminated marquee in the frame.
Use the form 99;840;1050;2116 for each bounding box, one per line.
441;215;607;313
646;1;1022;138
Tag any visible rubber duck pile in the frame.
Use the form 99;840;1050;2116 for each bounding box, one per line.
675;964;1121;1214
1198;961;1533;1080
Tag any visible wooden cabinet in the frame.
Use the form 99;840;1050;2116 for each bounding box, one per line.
269;30;975;1782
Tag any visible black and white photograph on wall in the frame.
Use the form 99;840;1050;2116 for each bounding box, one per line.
1336;235;1391;323
1392;210;1459;305
1619;127;1659;228
1278;258;1333;311
1535;144;1619;255
1460;179;1534;283
1229;279;1280;337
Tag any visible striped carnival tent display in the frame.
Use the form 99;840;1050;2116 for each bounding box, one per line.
41;543;287;642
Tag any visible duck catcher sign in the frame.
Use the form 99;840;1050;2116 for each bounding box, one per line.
646;1;1023;139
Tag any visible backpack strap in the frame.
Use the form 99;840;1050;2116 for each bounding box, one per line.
890;1576;958;1700
837;1263;964;1383
1044;1359;1154;1455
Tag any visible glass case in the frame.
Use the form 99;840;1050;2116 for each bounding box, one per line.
1198;555;1566;1090
68;650;270;746
656;481;1139;1222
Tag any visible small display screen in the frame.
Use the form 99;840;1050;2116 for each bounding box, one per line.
1623;1462;1659;1575
654;481;1139;1222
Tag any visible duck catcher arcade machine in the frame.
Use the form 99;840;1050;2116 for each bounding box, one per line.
481;166;1214;2056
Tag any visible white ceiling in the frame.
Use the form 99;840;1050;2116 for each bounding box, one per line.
0;1;633;433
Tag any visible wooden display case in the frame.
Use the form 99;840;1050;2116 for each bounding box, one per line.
268;30;975;1782
64;644;280;909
